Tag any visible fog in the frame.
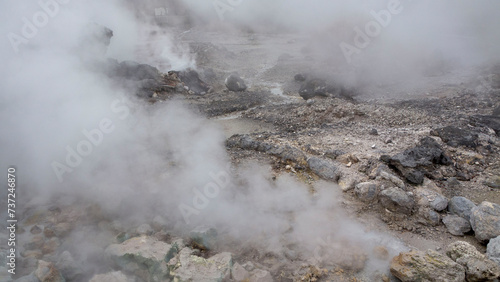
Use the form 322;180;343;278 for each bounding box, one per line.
0;0;498;279
179;0;500;85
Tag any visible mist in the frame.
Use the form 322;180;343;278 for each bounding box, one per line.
1;0;498;280
178;0;500;87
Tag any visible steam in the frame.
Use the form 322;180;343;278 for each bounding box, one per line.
3;0;498;279
180;0;500;86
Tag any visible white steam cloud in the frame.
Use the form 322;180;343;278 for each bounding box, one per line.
5;0;498;279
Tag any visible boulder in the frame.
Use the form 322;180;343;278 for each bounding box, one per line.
379;187;415;215
442;215;472;236
307;157;341;182
448;196;476;222
470;201;500;242
487;236;500;266
105;235;178;281
299;79;328;100
178;69;210;95
115;60;161;81
354;182;379;203
446;241;500;281
34;260;65;282
298;77;352;100
294;73;307;82
390;250;465;282
225;74;247;92
168;248;233;281
381;137;452;184
430;126;479;148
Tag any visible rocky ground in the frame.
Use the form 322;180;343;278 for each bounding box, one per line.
2;27;500;282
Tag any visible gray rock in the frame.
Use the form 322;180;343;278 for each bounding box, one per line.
484;176;500;189
382;137;452;185
390;249;465;282
470;115;500;137
405;170;425;185
470;201;500;242
418;207;441;226
299;79;328;100
415;188;448;212
307;157;341;182
379;187;415;215
105;235;177;281
430;196;449;212
294;73;307;82
378;170;406;189
189;226;217;250
178;69;210;95
446;241;500;281
446;177;461;188
89;271;135;282
354;182;379;203
116;60;160;81
448;196;476;222
442;215;471;236
168;248;233;281
225;74;247;91
487;236;500;266
430;126;479;148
